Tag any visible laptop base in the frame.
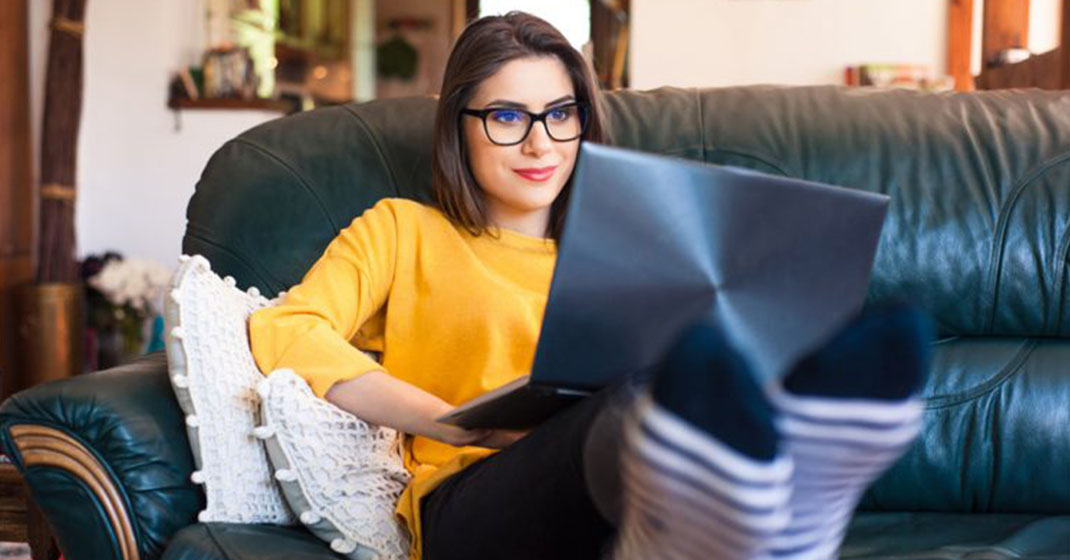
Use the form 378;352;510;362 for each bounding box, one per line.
437;379;590;430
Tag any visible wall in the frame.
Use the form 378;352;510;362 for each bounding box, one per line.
30;0;280;269
630;0;949;89
34;0;1064;266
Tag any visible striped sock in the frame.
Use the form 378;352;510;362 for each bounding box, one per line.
613;322;793;560
613;395;793;560
766;306;931;560
765;386;923;560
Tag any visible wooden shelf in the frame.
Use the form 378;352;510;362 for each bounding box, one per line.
167;97;294;113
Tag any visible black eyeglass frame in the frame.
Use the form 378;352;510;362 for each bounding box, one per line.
461;101;590;146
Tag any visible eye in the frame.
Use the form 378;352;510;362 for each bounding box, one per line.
489;109;525;124
547;107;573;122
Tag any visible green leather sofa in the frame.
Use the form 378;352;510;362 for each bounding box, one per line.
1;86;1068;560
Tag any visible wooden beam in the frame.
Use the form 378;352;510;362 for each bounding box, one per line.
0;0;34;400
948;0;975;91
982;0;1030;68
1062;0;1069;88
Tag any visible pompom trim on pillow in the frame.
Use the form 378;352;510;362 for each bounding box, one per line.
257;368;411;560
164;254;296;525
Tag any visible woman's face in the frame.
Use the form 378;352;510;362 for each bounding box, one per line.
463;56;579;233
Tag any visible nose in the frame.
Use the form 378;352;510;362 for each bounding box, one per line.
521;121;553;157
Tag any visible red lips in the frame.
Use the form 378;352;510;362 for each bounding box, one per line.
513;165;558;182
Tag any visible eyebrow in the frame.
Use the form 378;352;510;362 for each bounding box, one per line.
484;95;575;110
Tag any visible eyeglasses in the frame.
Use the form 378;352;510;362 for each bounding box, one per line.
461;101;589;146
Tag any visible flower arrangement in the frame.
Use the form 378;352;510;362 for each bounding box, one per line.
82;253;173;369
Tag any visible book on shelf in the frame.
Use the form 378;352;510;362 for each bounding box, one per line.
845;63;954;92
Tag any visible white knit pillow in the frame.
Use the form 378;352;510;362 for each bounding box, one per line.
164;254;295;524
255;369;411;560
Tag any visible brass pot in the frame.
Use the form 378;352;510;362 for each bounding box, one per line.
13;283;85;393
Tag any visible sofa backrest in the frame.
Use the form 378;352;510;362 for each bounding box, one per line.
184;86;1070;513
186;86;1070;338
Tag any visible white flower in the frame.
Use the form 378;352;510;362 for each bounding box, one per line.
89;258;174;314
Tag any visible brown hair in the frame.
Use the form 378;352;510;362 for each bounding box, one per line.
431;11;610;241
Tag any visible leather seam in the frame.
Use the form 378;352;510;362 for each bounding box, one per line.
1053;223;1070;333
203;524;237;558
652;144;792;177
230;137;341;232
691;86;793;176
703;148;793;176
695;88;706;162
183;228;283;294
341;104;403;197
923;339;1037;409
959;104;1001;331
983;152;1070;332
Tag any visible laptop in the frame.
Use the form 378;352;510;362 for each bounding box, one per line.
436;143;889;430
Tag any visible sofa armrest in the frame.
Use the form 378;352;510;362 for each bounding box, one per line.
0;352;203;560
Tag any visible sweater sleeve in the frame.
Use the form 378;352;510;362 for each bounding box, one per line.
249;199;400;398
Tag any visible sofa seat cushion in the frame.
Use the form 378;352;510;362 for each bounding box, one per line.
160;523;337;560
160;514;1069;559
842;513;1070;559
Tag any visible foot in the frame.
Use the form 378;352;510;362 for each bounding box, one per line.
766;305;933;560
613;322;792;560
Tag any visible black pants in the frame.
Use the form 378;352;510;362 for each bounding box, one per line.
420;374;649;560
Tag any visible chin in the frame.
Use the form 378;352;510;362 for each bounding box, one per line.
503;195;557;215
520;186;564;209
499;179;564;208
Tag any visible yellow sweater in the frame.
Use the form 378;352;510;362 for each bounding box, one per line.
248;197;556;560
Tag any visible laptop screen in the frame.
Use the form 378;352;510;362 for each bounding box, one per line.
528;143;888;390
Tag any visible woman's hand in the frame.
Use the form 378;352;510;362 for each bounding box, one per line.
325;371;529;449
431;424;528;449
469;429;529;449
433;423;493;447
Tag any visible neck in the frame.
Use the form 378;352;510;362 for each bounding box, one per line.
488;203;552;239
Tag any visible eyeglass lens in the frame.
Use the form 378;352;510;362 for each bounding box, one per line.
484;105;585;144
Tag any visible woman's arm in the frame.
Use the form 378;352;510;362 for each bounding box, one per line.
250;202;401;398
326;371;528;449
326;370;488;447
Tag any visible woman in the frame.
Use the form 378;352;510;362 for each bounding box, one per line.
249;12;930;560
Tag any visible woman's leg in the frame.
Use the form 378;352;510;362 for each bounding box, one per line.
765;306;931;559
420;373;646;560
612;305;931;560
420;322;790;560
422;306;931;560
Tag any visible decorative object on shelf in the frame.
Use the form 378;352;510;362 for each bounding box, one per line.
15;0;89;393
169;65;202;102
168;1;293;114
377;31;420;81
374;15;443;100
203;46;259;99
82;253;172;370
275;0;354;107
844;63;954;92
